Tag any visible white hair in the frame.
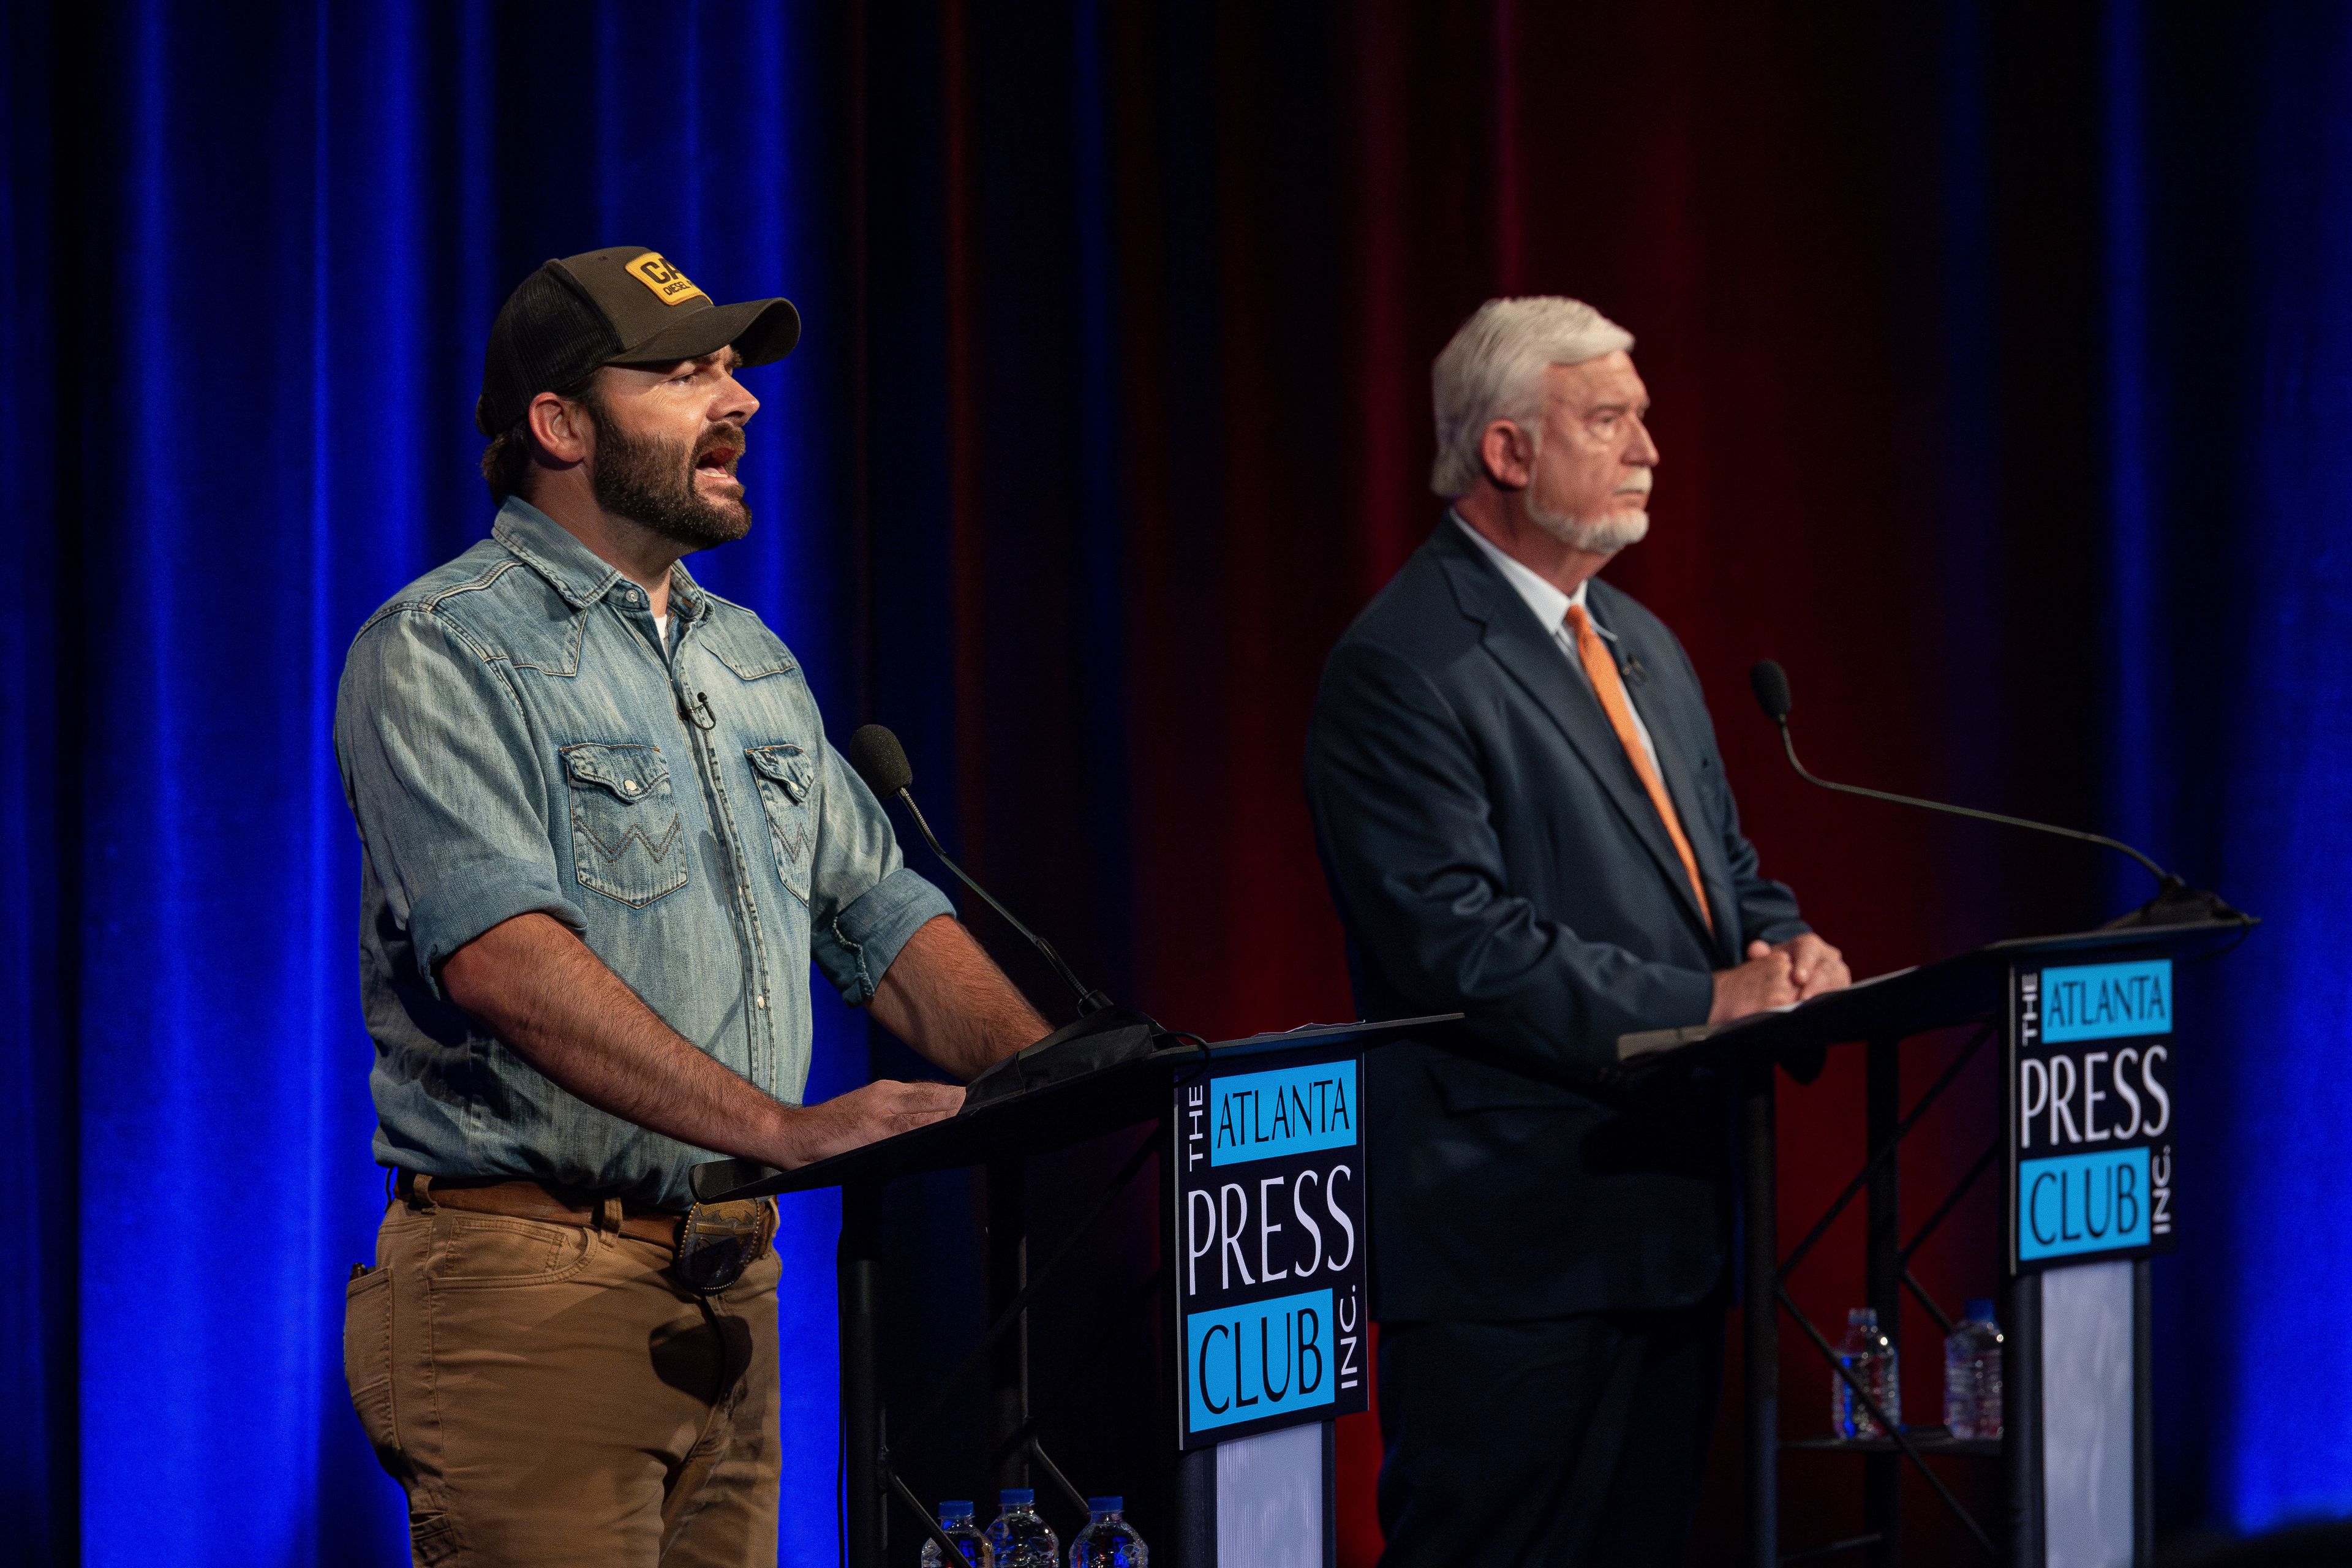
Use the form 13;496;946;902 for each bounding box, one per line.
1428;296;1634;499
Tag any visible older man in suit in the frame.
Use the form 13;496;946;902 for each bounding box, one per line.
1306;297;1850;1564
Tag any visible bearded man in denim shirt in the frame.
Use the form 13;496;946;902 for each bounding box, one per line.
335;247;1046;1566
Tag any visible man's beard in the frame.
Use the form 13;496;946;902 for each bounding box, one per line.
1528;494;1650;555
587;410;751;551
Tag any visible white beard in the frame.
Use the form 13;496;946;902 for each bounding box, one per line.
1528;500;1649;555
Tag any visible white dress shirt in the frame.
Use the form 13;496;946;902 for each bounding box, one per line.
1452;513;1662;775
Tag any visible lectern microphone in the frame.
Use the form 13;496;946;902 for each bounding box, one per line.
1746;660;2250;930
845;723;1168;1109
846;723;1112;1015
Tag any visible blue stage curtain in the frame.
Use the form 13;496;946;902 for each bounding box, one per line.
2123;6;2352;1529
5;4;860;1563
2;2;74;1562
2081;1;2352;1532
2218;19;2352;1513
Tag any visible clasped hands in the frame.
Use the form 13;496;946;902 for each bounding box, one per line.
1709;933;1850;1025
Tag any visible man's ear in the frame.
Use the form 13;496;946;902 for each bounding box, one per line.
1478;420;1536;491
526;390;594;468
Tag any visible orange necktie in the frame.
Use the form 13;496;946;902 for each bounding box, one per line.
1564;603;1713;931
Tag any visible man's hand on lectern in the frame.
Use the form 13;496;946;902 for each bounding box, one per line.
1770;933;1850;1001
782;1079;966;1169
1709;944;1797;1023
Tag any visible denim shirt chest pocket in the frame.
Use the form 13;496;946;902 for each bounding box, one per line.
561;741;689;907
744;744;815;905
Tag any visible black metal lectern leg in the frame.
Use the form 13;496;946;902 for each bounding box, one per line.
2005;1268;2043;1568
986;1155;1030;1494
2134;1260;2154;1567
1742;1054;1779;1568
1865;1036;1902;1568
841;1182;885;1568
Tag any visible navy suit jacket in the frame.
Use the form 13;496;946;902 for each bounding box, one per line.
1305;519;1810;1321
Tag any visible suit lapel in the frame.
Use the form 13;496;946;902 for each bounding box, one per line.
1651;733;1735;956
1435;529;1717;951
1594;592;1736;959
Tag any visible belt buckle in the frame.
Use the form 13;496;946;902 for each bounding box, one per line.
674;1198;772;1294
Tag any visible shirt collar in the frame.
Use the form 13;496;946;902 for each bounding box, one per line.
491;497;708;621
665;561;710;625
1451;511;1589;632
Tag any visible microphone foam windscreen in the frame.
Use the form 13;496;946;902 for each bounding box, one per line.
1749;660;1793;721
846;724;914;799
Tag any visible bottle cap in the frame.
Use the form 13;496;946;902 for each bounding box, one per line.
1088;1496;1123;1513
1847;1306;1878;1327
1965;1298;1997;1325
1000;1488;1035;1507
940;1502;973;1518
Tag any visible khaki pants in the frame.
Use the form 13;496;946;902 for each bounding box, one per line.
342;1193;785;1566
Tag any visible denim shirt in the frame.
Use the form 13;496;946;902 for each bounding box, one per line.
334;499;954;1208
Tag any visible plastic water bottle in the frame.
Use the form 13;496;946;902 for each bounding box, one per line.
1830;1306;1901;1439
1943;1298;2005;1439
984;1488;1059;1568
919;1501;992;1567
1070;1496;1148;1567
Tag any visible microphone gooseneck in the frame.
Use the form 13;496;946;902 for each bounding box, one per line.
846;723;1112;1016
1746;660;2249;930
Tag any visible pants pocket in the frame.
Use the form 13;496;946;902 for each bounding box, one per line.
428;1214;597;1291
344;1265;400;1463
410;1510;461;1565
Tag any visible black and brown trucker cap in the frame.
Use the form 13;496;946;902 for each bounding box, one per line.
475;246;801;437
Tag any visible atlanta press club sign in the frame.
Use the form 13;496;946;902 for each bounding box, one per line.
1169;1046;1371;1449
2008;955;2179;1273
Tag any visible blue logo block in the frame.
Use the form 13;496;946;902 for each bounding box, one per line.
2041;960;2171;1042
1208;1060;1357;1167
1185;1288;1335;1433
2019;1147;2152;1261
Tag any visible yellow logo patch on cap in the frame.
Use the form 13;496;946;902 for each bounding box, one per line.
624;252;709;307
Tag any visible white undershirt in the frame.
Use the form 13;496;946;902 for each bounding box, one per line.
653;613;669;650
1453;514;1661;775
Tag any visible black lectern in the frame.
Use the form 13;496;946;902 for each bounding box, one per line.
1621;918;2247;1568
693;1016;1441;1568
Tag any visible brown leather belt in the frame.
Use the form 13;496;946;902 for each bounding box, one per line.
397;1170;682;1248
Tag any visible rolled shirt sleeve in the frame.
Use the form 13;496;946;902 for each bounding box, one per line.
335;608;587;997
815;865;957;1006
804;733;957;1005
